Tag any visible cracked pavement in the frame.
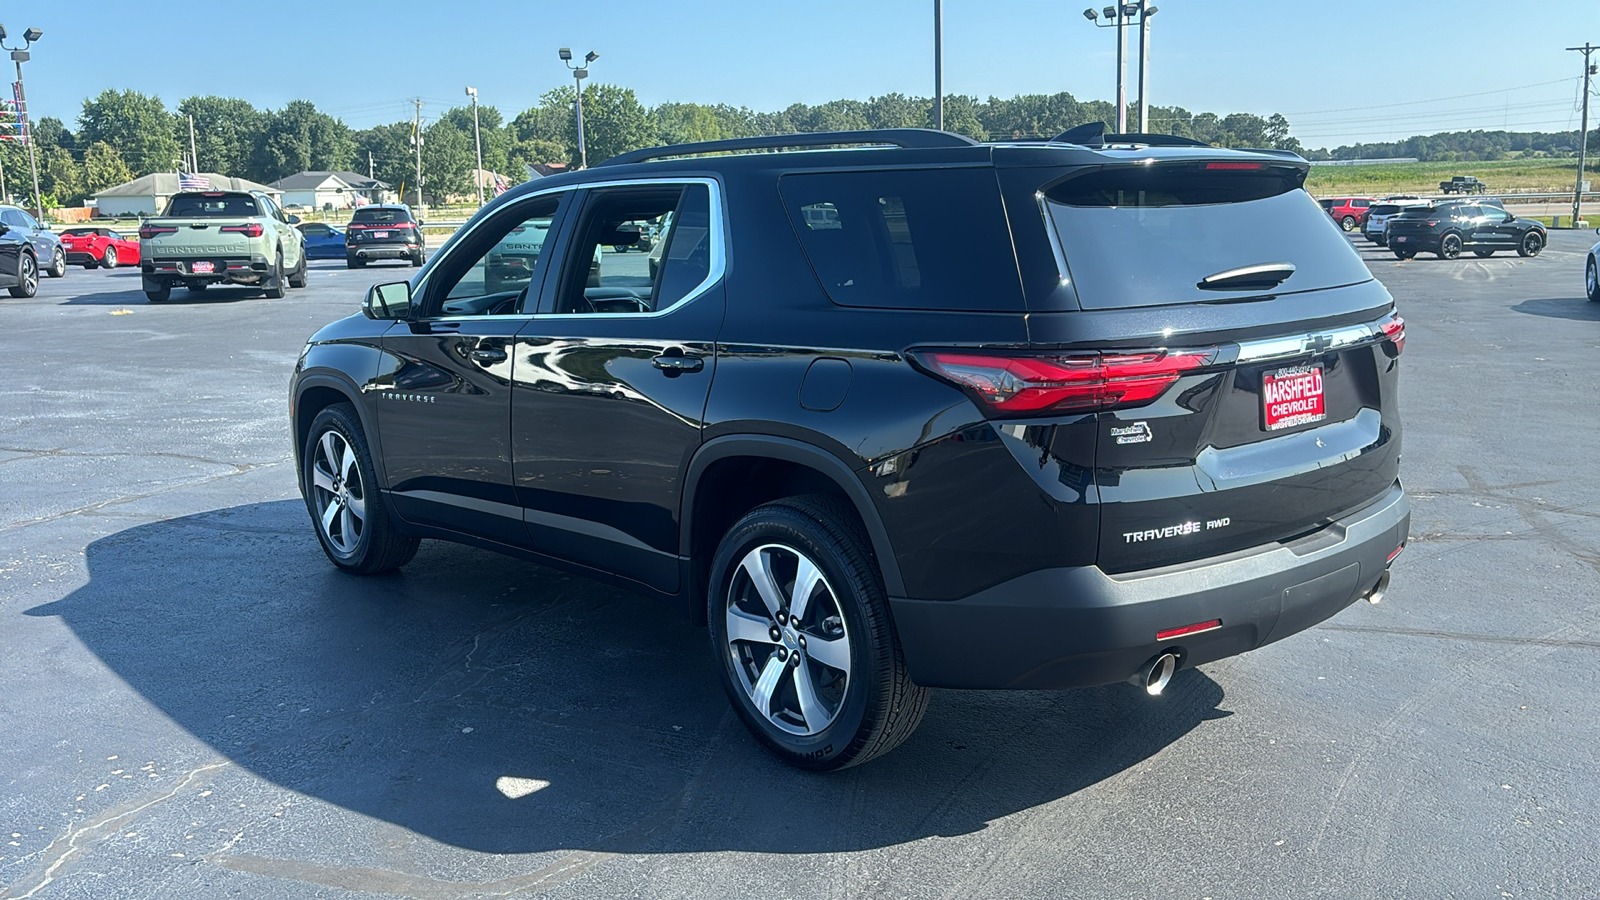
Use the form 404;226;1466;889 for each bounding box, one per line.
2;238;1599;898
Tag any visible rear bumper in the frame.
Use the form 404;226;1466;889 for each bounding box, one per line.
142;254;270;284
350;243;419;259
65;251;98;265
890;482;1409;690
1386;233;1437;251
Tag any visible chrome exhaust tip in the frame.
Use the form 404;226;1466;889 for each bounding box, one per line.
1366;569;1391;605
1133;652;1179;696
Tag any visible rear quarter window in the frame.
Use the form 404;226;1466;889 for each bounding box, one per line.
779;168;1023;312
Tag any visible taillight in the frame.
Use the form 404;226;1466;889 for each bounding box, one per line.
912;347;1217;415
220;223;264;238
1205;161;1263;170
139;224;177;240
1380;314;1406;355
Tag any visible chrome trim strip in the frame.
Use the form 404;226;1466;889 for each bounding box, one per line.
417;176;727;322
1034;191;1072;286
1234;319;1380;363
392;489;523;520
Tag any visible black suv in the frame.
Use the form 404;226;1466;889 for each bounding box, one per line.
1386;200;1545;260
290;128;1410;770
345;204;425;268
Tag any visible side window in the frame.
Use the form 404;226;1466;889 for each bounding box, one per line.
552;183;715;315
1455;205;1479;219
16;210;39;229
1353;199;1370;208
434;194;564;316
0;210;20;228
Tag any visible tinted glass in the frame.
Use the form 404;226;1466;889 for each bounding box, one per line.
440;196;563;313
654;185;714;310
1043;163;1370;309
1369;205;1400;216
63;228;99;237
553;186;692;315
166;193;259;217
351;207;411;225
780;168;1024;311
1395;207;1432;219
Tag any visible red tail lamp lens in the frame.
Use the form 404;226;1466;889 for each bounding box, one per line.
915;348;1215;415
1204;162;1264;170
1380;314;1406;355
220;223;264;238
1156;619;1222;641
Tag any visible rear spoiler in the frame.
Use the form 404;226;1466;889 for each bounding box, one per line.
1051;122;1307;162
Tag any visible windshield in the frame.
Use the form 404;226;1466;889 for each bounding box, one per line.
166;193;258;217
1043;163;1371;309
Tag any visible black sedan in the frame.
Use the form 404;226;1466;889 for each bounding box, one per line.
1386;202;1546;260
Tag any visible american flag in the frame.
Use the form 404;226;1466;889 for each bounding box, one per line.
179;172;212;191
492;173;510;197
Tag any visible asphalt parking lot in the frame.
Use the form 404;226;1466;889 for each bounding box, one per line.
3;233;1599;899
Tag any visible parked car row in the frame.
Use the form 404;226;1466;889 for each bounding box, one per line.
1385;200;1545;260
0;205;70;298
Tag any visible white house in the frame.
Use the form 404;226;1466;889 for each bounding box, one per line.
267;171;391;210
93;173;283;217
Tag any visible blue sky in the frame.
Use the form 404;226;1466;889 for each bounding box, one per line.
6;0;1597;148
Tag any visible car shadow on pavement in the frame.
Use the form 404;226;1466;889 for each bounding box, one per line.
60;283;266;305
1511;297;1600;321
26;500;1229;856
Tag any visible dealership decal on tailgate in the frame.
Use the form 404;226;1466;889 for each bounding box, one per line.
1263;364;1325;430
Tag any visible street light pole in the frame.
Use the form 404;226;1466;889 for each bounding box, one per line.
0;24;45;222
1569;43;1597;228
466;86;484;207
1136;5;1159;133
1114;6;1127;132
560;48;598;169
934;0;944;131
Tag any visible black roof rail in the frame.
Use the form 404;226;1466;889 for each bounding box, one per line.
1049;121;1213;148
597;128;980;167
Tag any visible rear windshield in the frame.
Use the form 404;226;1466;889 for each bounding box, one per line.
1395;207;1433;219
1369;205;1400;216
1043;163;1371;309
351;207;411;225
62;228;102;237
779;168;1023;312
166;193;258;217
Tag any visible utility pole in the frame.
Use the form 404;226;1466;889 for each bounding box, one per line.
188;114;198;173
934;0;944;131
412;98;424;213
1115;7;1128;132
466;86;484;207
1568;44;1593;229
368;150;374;180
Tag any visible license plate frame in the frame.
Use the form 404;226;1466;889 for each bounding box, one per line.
373;231;390;239
1395;236;1407;243
1262;364;1326;431
190;261;215;274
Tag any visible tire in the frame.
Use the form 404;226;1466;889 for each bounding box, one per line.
303;403;419;574
1375;235;1387;246
1517;232;1544;258
708;496;929;771
1473;249;1495;258
347;255;365;269
1392;248;1415;260
264;249;286;298
613;244;628;253
1437;233;1462;260
145;283;171;303
411;250;424;267
1340;216;1356;232
45;247;66;278
288;251;308;288
82;262;98;270
102;246;118;269
186;282;207;293
1587;257;1599;302
7;252;37;298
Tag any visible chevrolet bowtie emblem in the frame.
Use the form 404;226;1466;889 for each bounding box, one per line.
1303;334;1335;354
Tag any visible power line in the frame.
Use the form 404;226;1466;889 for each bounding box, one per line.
1281;78;1575;117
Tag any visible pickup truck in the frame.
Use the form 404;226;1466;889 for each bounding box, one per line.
137;190;307;303
1439;176;1487;194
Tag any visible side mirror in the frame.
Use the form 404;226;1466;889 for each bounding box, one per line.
364;281;412;320
0;223;9;237
1504;213;1514;223
42;221;53;231
286;214;301;225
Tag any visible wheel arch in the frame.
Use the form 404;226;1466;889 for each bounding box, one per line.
293;373;385;492
682;435;905;625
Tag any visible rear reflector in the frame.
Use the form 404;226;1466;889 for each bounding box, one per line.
912;347;1217;415
1156;619;1222;641
1386;543;1405;564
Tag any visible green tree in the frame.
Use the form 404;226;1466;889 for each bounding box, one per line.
39;146;83;204
78;89;179;175
352;122;415;198
82;142;135;196
176;96;263;178
255;101;354;183
421;119;474;202
441;104;509;175
563;84;650;166
650;102;725;146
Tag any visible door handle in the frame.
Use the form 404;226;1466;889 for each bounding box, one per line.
470;347;508;365
652;353;704;373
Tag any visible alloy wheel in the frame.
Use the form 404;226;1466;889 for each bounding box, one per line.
104;247;117;268
1522;233;1542;256
1588;259;1598;301
310;429;366;555
20;254;37;294
51;248;65;277
724;543;852;736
